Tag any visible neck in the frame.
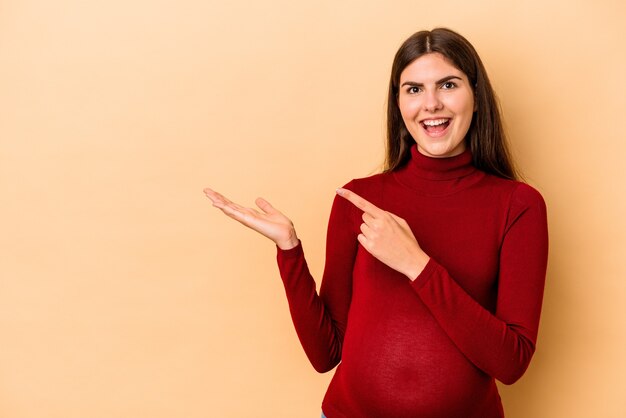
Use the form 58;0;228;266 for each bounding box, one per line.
392;144;482;195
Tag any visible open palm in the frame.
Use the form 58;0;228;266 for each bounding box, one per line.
204;188;299;250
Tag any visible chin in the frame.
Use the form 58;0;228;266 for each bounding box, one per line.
417;146;452;158
416;139;465;158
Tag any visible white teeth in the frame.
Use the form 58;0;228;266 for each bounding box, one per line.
422;119;449;126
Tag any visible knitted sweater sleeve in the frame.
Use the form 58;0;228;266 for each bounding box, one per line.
276;187;358;373
411;183;549;384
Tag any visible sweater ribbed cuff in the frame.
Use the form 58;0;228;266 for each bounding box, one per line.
412;257;439;290
276;239;303;259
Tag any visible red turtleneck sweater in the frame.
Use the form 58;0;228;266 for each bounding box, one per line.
276;146;548;418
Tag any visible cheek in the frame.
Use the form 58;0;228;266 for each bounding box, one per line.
457;110;474;139
398;98;420;120
467;96;476;115
461;98;474;120
463;105;475;129
446;94;474;124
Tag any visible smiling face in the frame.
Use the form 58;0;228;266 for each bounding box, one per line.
398;52;475;158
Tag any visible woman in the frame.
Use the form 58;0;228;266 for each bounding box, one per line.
205;28;548;418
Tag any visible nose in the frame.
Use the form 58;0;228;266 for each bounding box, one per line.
423;89;443;112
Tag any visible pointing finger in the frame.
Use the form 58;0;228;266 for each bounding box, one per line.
336;188;384;216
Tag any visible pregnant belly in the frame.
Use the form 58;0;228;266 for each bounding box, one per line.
335;310;495;417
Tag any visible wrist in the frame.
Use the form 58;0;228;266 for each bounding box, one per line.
276;231;299;250
404;252;430;281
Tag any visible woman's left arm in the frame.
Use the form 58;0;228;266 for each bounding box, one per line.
337;184;549;384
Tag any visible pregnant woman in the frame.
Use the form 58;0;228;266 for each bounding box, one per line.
204;27;548;418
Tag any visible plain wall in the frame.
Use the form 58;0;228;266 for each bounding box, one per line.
1;0;625;416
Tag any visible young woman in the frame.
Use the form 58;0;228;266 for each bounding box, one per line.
204;28;548;418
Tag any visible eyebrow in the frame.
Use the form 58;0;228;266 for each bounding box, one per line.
400;75;463;88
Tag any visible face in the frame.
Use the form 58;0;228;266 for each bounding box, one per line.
397;52;475;158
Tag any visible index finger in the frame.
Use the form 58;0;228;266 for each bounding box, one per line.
336;188;384;216
203;188;230;207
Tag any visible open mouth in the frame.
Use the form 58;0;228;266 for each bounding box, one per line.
420;118;450;134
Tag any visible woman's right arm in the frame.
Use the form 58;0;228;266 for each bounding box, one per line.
277;190;359;372
204;186;359;373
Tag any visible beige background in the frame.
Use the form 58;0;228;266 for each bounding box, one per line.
1;0;625;417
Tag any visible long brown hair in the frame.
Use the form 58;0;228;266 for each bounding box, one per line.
384;28;518;180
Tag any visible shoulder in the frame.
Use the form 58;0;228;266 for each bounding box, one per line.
511;182;546;209
340;172;391;198
491;179;548;231
480;174;546;209
467;173;548;233
503;180;547;214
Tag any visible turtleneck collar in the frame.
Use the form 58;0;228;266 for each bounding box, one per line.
392;144;483;195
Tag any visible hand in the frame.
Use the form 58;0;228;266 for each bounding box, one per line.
204;188;299;250
336;188;430;280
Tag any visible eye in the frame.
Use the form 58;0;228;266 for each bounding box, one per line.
441;81;457;90
406;86;422;94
